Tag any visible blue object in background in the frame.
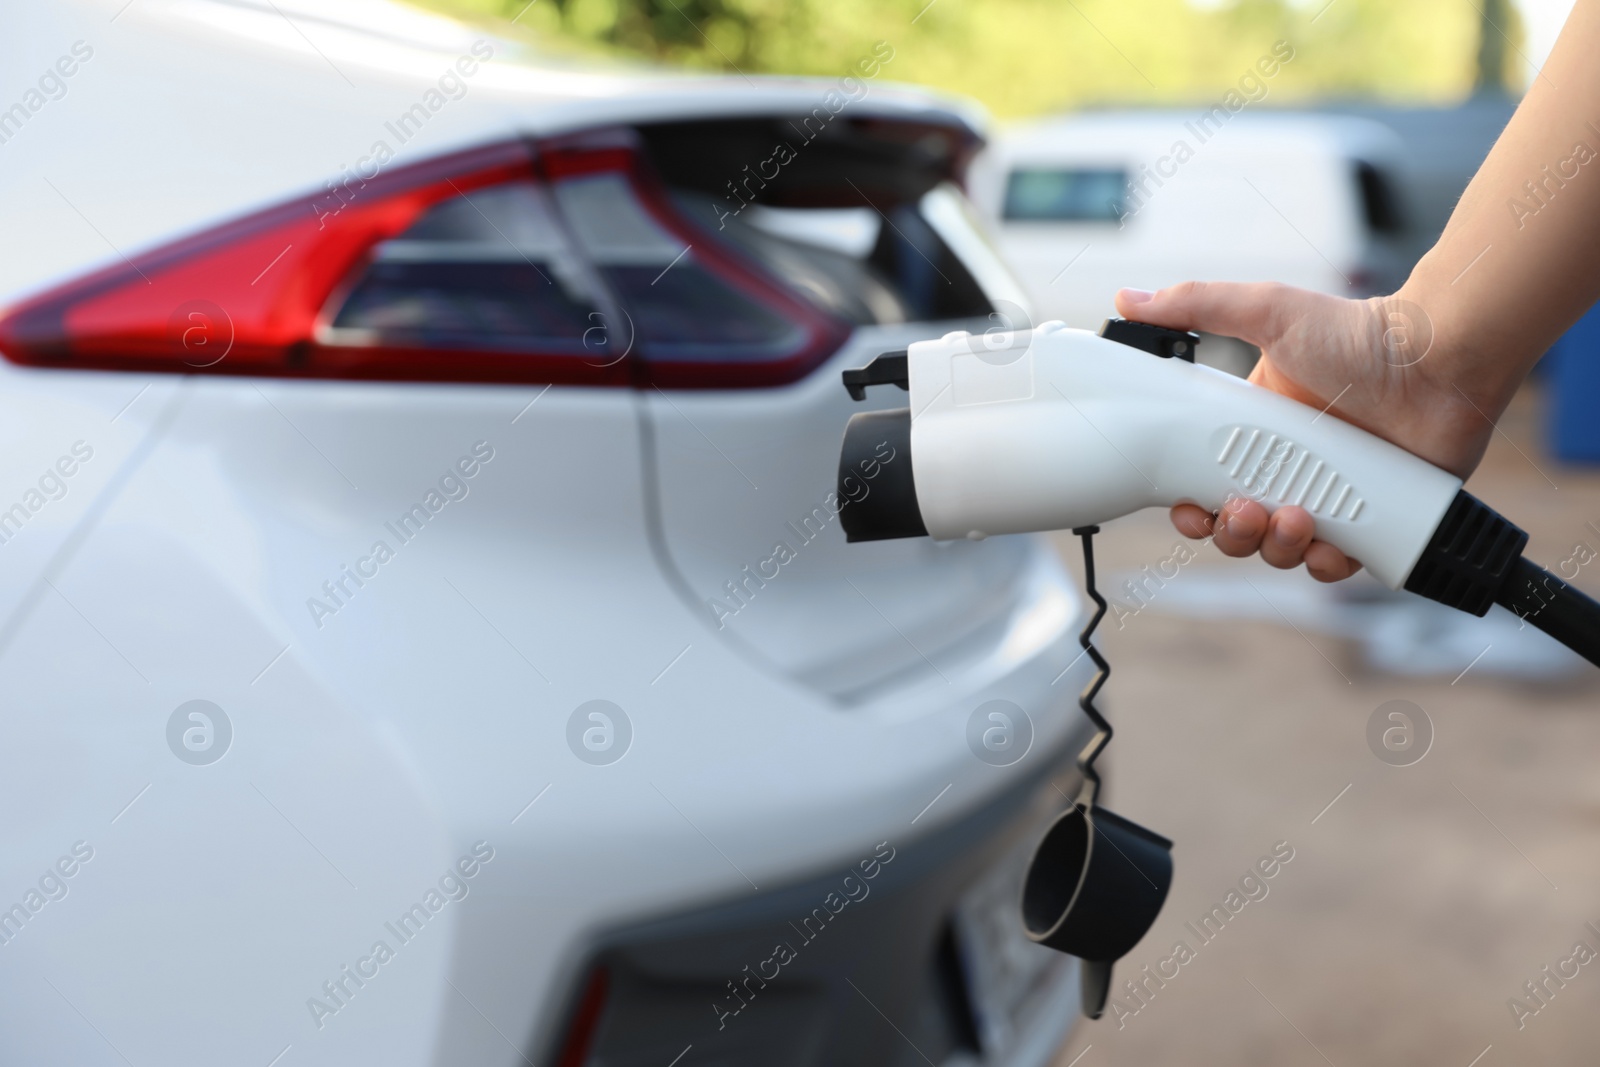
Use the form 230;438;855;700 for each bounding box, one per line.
1548;300;1600;463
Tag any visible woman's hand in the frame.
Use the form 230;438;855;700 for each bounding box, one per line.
1113;281;1495;583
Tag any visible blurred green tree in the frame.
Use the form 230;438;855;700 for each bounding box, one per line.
418;0;1526;116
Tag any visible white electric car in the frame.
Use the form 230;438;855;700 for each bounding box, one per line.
0;3;1095;1065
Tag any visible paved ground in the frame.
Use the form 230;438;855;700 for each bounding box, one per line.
1047;383;1600;1067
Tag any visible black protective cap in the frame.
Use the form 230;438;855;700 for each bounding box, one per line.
838;408;927;542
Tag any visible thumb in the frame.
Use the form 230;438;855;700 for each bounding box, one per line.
1114;281;1295;349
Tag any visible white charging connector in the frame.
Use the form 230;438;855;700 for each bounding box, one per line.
839;319;1600;666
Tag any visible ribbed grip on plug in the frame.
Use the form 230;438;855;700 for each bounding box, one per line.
1402;490;1528;617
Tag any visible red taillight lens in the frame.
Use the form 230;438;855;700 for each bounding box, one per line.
553;967;608;1067
0;133;851;389
0;142;623;383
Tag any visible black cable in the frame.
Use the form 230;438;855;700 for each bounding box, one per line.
1495;556;1600;669
1403;489;1600;668
1072;526;1112;798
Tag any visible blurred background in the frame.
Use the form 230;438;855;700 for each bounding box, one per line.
397;0;1600;1062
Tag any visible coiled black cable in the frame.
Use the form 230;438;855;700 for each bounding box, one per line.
1072;526;1112;799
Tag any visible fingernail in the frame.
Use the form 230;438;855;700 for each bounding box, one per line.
1119;288;1155;305
1273;523;1298;547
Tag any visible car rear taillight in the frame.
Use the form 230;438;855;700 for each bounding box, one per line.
0;133;852;389
552;967;609;1067
0;142;630;384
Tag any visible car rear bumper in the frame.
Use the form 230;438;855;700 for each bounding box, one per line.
540;730;1088;1067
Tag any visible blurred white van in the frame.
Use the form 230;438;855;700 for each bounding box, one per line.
969;111;1408;365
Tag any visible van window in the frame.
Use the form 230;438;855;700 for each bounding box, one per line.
1354;161;1402;234
1003;168;1128;222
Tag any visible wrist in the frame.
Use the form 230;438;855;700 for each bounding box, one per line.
1365;282;1499;481
1392;267;1520;416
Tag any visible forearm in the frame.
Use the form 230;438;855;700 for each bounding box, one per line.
1399;0;1600;413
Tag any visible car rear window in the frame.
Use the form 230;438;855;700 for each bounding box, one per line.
1002;167;1128;222
675;200;908;324
637;117;996;326
671;193;994;326
553;172;806;361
